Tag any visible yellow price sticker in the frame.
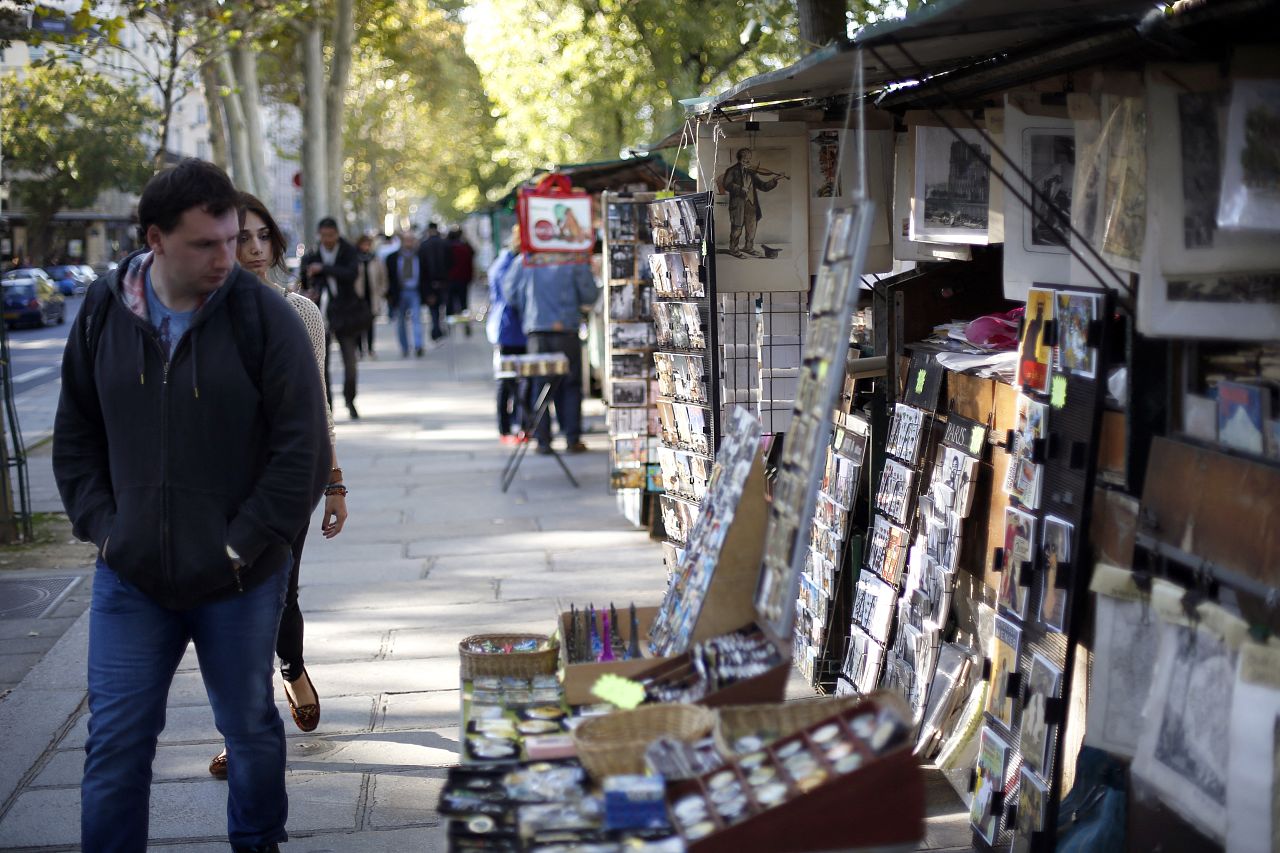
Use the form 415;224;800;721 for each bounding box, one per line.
591;673;647;710
1051;374;1068;409
915;369;927;394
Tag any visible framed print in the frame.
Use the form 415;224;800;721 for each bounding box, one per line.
892;131;973;263
1003;97;1075;300
911;124;992;244
808;126;894;272
696;124;809;292
1146;65;1277;273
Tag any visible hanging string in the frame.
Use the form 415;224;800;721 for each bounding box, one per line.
666;118;695;193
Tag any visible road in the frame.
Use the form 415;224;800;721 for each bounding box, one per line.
5;295;82;398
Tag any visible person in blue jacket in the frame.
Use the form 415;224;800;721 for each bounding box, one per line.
487;227;527;441
501;247;599;454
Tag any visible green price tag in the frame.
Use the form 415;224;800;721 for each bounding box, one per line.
1051;374;1068;409
969;429;984;456
654;190;675;200
915;369;926;394
591;673;647;710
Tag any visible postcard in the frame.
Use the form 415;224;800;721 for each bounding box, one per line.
1017;288;1055;393
1039;515;1072;631
1012;768;1049;853
971;725;1010;844
1054;291;1099;379
985;615;1022;731
998;507;1037;618
1217;379;1266;454
1021;652;1063;779
1004;395;1046;510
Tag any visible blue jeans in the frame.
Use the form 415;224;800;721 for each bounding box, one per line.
393;290;423;355
528;331;583;448
82;560;290;851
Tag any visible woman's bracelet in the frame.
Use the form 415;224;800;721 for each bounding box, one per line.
325;484;348;497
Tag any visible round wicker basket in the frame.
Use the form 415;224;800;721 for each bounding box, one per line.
458;633;558;680
571;703;716;780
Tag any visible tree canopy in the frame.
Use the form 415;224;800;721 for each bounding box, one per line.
1;65;157;262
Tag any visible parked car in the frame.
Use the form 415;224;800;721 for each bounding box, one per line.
2;268;55;287
3;277;65;328
43;265;89;296
76;264;99;285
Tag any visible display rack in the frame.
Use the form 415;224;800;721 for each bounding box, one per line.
603;192;659;527
648;192;719;562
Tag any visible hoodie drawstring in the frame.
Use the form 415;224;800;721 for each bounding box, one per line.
136;332;145;385
191;328;200;399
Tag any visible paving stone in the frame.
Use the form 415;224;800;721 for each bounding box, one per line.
366;770;448;828
377;691;461;731
284;727;460;773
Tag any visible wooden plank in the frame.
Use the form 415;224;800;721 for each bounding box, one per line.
1142;437;1280;584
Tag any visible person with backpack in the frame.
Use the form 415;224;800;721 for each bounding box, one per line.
53;159;330;853
487;226;527;441
199;191;349;783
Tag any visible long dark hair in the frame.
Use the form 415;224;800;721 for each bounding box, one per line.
236;191;288;271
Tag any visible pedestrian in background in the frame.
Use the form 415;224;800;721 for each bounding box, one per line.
54;158;329;853
418;221;449;342
385;230;425;357
300;217;362;416
487;227;527;442
446;226;475;335
501;251;599;454
354;234;386;359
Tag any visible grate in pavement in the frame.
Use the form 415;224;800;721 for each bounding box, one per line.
0;576;81;619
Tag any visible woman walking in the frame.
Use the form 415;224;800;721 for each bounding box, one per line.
208;192;349;780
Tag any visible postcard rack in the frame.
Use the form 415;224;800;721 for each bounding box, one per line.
603;191;660;525
648;192;720;566
967;285;1116;853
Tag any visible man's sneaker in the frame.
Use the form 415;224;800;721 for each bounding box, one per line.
535;445;554;455
415;346;424;358
566;441;589;454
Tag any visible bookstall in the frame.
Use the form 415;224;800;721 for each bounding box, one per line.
444;1;1280;850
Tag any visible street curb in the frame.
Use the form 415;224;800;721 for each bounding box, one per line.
0;607;89;818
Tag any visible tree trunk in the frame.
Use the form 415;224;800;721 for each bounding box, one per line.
325;0;355;233
301;18;328;236
217;52;256;195
797;0;846;47
152;25;182;170
232;44;270;203
199;61;230;170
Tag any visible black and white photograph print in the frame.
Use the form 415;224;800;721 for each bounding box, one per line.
1085;576;1161;758
610;321;652;350
610;352;647;381
696;128;810;292
1134;621;1239;842
609;380;647;407
1002;99;1075;299
912;124;992;244
1218;77;1280;231
608;243;636;282
1026;130;1074;250
1021;652;1063;778
607;201;639;242
1146;67;1278;276
608;284;637;321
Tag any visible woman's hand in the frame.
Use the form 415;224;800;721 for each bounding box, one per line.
321;493;348;538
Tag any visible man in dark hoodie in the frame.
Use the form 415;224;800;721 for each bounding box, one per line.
53;159;329;853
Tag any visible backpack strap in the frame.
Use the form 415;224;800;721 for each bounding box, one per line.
82;279;115;360
226;282;266;395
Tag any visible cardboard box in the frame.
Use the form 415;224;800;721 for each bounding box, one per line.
558;605;670;706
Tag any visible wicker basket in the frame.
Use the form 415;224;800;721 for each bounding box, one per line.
713;695;867;757
572;703;717;780
458;633;558;680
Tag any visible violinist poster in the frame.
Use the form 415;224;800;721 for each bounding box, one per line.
696;127;809;292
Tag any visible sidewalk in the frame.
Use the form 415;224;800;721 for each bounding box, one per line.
0;322;666;850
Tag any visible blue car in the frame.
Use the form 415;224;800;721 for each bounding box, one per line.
43;265;88;296
3;277;65;328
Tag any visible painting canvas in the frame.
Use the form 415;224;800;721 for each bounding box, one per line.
1003;99;1075;299
912;125;992;244
696;127;809;292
